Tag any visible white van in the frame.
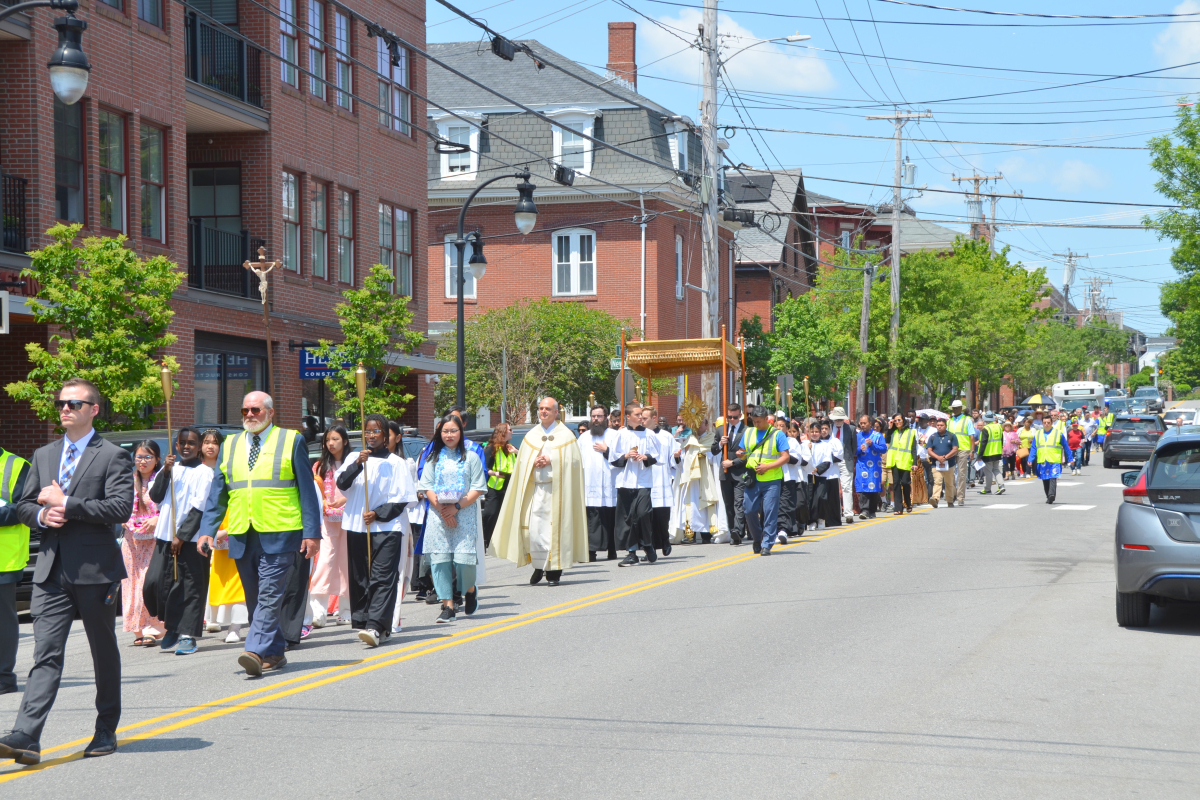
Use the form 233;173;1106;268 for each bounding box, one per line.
1052;381;1106;414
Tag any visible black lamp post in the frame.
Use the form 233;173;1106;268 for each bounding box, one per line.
454;171;537;413
0;0;91;104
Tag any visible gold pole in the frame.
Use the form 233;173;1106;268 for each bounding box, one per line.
803;376;811;418
355;363;372;568
620;329;627;427
720;324;727;464
161;365;177;582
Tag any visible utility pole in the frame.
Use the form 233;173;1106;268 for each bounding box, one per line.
699;0;720;414
866;108;930;414
1052;250;1089;324
985;189;1022;251
952;172;1003;242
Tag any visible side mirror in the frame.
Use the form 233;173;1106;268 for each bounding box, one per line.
1121;470;1141;488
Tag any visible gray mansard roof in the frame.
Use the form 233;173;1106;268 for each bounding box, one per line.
426;40;698;196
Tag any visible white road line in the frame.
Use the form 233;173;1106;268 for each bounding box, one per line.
1099;483;1127;488
1054;482;1082;487
1052;504;1096;511
983;504;1028;509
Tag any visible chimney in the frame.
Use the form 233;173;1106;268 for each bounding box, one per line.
607;22;637;91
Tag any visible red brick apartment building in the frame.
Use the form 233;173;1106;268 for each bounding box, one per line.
0;0;446;454
423;23;738;422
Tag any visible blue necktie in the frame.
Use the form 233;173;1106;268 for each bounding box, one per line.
60;443;78;491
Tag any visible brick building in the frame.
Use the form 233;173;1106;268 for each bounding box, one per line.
424;24;738;422
0;0;447;455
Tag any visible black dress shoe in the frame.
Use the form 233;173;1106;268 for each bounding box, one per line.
662;543;672;557
545;570;562;586
0;730;40;765
425;592;441;605
0;685;16;695
84;729;118;758
464;589;478;615
607;550;618;560
530;569;544;585
589;551;597;562
644;548;657;564
730;535;742;546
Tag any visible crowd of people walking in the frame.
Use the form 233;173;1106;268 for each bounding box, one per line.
0;377;1114;766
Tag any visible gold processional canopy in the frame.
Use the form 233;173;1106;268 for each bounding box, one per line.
621;337;744;430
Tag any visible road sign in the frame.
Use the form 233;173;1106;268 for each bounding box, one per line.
610;357;623;370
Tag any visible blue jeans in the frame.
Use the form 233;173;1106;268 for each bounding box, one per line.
234;529;297;659
743;478;782;552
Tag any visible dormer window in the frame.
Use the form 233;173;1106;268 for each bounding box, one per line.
433;113;483;179
549;109;599;176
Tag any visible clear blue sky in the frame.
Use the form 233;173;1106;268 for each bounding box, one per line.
428;0;1200;336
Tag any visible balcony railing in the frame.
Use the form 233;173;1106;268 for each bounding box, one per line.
2;174;28;254
188;218;264;300
184;12;264;108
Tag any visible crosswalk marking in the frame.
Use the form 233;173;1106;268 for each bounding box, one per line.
983;504;1027;509
1052;504;1096;511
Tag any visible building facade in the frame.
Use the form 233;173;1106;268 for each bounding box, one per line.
424;24;738;422
0;0;443;454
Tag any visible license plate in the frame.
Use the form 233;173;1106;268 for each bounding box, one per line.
1127;436;1141;442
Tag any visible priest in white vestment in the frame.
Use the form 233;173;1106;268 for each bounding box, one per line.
668;418;722;544
490;397;588;586
577;405;619;561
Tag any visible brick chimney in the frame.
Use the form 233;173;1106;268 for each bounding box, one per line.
607;22;637;91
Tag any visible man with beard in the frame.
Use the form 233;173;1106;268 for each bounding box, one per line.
577;406;619;561
199;392;322;676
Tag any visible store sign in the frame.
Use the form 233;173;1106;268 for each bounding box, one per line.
299;348;371;380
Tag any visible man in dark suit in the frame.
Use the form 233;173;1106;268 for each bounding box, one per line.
711;403;746;545
0;378;134;766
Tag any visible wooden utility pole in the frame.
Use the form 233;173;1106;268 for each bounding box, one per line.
952;172;1003;242
866;109;930;414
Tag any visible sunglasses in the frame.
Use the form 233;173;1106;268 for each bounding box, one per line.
54;399;94;411
241;406;266;416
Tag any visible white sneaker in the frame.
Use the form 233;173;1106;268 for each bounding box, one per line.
391;624;403;634
333;616;350;626
777;532;788;544
205;621;221;633
224;629;241;644
359;629;381;647
311;612;327;629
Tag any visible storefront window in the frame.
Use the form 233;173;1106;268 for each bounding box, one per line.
194;350;268;424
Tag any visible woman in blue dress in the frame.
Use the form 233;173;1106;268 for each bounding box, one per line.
417;415;487;624
854;414;889;519
1026;417;1072;504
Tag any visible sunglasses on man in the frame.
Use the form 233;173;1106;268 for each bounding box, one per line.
54;399;95;411
241;406;267;416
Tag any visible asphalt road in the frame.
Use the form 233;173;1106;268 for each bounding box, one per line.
3;466;1200;798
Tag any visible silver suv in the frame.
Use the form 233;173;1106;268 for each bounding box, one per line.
1115;428;1200;626
1131;386;1164;412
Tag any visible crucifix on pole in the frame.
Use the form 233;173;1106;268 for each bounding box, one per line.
244;246;280;401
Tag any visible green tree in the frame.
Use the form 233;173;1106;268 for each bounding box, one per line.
435;298;628;422
768;293;860;409
738;315;774;398
311;263;424;421
5;225;181;430
1011;321;1086;396
1146;105;1200;385
1126;366;1155;393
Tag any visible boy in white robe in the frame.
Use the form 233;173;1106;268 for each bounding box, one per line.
610;403;662;566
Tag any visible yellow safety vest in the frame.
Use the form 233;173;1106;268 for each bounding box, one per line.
220;427;304;535
1097;413;1114;435
1034;428;1063;464
886;428;916;471
487;449;516;491
948;415;974;451
0;450;30;574
744;427;783;482
982;422;1004;458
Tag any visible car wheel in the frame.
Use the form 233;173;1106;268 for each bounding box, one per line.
1103;456;1115;469
1116;589;1151;627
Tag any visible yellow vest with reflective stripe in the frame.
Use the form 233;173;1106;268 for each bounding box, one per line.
220;427;304;535
982;423;1004;458
0;450;30;574
1034;428;1063;464
948;415;973;450
487;449;516;491
886;428;916;471
1097;413;1114;435
744;427;783;482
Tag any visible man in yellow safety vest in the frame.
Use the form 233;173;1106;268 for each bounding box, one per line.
946;399;976;506
0;447;30;696
199;391;322;676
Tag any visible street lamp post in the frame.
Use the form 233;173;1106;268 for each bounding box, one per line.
0;0;92;104
453;170;538;414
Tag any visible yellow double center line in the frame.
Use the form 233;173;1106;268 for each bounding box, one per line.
0;510;918;782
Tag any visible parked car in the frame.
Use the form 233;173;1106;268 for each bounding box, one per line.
306;428;428;463
1132;386;1165;413
1115;431;1200;626
465;425;536;452
1103;415;1167;468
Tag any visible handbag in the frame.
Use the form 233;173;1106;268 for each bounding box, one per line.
732;429;774;485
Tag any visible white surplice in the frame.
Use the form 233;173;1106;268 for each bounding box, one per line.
577;428;619;508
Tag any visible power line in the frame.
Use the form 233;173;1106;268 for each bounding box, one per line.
868;1;1200;20
722;126;1153;150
